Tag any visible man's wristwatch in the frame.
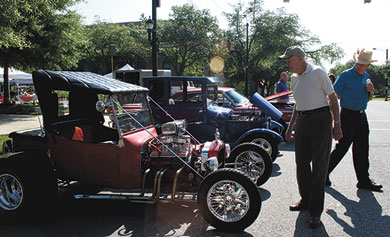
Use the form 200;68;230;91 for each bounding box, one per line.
334;120;341;125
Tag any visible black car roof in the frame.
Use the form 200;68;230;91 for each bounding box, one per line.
33;70;149;95
143;76;222;84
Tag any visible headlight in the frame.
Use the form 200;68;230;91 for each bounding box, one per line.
206;157;219;172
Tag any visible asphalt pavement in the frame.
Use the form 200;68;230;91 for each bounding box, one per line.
0;101;389;236
0;114;42;135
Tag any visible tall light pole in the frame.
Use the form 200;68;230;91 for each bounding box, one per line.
385;49;389;101
145;0;159;76
373;48;389;101
245;22;249;97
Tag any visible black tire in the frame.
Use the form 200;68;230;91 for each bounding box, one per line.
243;134;279;161
0;152;57;223
197;168;261;232
228;143;273;186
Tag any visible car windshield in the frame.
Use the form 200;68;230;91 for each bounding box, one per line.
110;92;153;134
225;89;249;106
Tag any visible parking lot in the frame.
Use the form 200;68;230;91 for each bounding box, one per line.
0;100;389;236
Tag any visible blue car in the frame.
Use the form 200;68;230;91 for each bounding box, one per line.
143;76;284;161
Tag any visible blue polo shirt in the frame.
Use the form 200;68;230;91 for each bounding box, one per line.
276;79;289;100
333;65;370;111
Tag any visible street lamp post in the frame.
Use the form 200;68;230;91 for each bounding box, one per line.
145;0;159;76
245;22;249;97
385;49;389;101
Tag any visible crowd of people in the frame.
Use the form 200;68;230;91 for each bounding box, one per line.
278;46;382;229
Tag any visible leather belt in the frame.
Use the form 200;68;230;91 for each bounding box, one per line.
342;108;364;114
298;106;329;117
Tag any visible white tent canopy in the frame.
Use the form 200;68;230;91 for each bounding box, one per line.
116;64;135;72
104;64;135;78
0;67;33;84
104;72;113;78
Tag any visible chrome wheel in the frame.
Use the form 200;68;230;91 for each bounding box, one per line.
206;180;250;223
0;174;23;211
234;150;265;180
251;137;272;156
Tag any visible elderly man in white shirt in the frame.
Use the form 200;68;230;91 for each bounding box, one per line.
280;46;343;229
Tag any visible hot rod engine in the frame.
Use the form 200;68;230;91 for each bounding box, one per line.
149;120;194;162
141;120;229;178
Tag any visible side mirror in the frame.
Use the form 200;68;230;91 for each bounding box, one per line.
96;100;108;113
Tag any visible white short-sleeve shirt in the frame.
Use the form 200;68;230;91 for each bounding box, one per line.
291;64;334;111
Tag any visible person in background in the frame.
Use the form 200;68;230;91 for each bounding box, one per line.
280;46;343;229
328;73;336;85
326;48;382;192
276;71;289;102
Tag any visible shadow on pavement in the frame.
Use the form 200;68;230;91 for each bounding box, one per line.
325;187;390;236
259;188;271;202
0;184;257;237
271;163;282;178
293;211;329;236
279;142;295;152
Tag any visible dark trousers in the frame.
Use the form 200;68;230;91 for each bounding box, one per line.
328;108;370;183
294;110;332;216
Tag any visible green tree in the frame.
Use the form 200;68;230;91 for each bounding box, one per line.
78;20;149;75
223;0;344;96
159;5;221;76
0;0;84;105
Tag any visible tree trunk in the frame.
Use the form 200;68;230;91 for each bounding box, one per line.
2;63;11;105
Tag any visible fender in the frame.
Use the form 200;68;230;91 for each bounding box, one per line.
201;140;228;171
267;120;285;134
202;140;225;158
233;128;283;148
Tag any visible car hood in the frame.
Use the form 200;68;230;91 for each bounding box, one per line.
250;93;283;121
264;90;293;101
233;102;259;111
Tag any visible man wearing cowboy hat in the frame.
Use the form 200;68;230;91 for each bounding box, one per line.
280;46;343;229
327;48;382;192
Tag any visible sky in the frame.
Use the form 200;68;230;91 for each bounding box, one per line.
71;0;390;71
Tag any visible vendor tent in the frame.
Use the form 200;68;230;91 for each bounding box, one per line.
0;67;32;84
116;64;135;72
104;72;114;78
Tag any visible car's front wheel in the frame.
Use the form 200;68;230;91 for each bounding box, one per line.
197;168;261;231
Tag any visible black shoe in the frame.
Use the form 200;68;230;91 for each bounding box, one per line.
289;201;307;211
357;179;383;192
326;177;331;186
309;215;321;229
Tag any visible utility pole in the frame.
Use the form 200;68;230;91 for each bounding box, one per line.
385;49;388;101
245;22;249;97
151;0;159;76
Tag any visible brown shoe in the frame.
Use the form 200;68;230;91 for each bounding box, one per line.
289;201;307;211
309;215;321;228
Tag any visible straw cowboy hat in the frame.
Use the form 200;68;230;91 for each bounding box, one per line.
353;49;377;64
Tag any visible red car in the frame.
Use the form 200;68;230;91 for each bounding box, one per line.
265;90;294;123
1;71;262;231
